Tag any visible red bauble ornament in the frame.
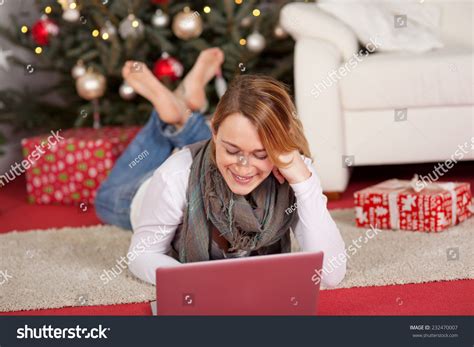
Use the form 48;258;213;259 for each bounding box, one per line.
153;53;184;82
151;0;169;4
31;16;59;45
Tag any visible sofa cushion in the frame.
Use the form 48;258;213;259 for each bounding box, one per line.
340;47;473;110
318;1;444;53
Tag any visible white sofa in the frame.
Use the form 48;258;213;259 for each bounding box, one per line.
281;1;474;192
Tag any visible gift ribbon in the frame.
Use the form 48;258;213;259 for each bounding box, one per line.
379;175;458;229
437;182;457;227
388;189;402;229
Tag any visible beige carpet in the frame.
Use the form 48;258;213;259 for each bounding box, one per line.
0;209;472;312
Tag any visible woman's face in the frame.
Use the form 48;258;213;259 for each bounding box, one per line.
212;113;274;196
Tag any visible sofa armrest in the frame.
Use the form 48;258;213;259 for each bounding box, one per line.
280;3;359;61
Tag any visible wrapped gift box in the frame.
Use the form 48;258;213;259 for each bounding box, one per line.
354;177;472;232
22;126;141;205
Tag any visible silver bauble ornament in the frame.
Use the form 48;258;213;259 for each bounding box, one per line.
119;81;136;100
76;71;106;100
152;9;169;28
119;14;144;39
62;8;80;22
71;61;86;79
172;7;203;40
246;31;266;53
274;25;288;39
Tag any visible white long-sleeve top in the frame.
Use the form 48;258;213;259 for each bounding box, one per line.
128;148;346;288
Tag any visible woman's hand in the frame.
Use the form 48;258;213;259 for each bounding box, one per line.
272;150;311;185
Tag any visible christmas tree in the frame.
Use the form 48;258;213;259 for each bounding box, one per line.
0;0;305;142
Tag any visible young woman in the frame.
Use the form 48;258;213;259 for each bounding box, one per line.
95;48;346;288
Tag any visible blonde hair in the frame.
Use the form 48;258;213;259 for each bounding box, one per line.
210;75;311;167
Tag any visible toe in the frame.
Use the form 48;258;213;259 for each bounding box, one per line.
123;61;132;70
211;47;223;57
214;49;225;64
121;65;129;79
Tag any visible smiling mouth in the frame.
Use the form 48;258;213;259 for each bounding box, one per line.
230;171;255;185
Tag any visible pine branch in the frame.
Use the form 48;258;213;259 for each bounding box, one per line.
0;0;297;145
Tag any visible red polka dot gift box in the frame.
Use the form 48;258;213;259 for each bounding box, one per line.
21;127;140;205
353;176;473;232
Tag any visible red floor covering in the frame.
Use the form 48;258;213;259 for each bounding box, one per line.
1;162;473;316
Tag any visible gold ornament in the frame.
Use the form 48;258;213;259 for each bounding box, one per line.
172;7;203;40
76;70;106;100
57;0;69;10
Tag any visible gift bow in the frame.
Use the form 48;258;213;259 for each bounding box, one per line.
377;175;458;229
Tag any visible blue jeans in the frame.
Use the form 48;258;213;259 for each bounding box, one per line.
95;110;211;230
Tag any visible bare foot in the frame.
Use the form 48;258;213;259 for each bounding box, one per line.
177;47;224;111
122;61;188;125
